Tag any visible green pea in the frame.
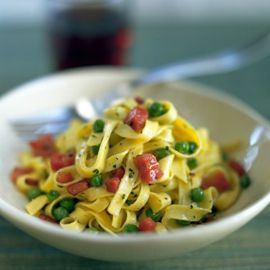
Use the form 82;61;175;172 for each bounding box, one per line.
187;158;198;170
90;174;103;187
190;187;204;202
27;187;43;201
123;224;139;233
175;141;190;154
91;144;100;155
176;219;191;226
59;198;76;212
175;141;198;155
93;119;105;133
47;190;60;202
52;206;69;221
188;142;198;154
153;147;170;161
146;208;161;222
240;175;251;188
148;102;167;117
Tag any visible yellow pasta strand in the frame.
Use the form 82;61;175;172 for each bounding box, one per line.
25;195;49;216
108;147;142;216
148;192;172;213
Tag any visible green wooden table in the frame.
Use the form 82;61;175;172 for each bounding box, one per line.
0;22;269;270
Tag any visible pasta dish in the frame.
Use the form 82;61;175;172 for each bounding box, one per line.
10;97;251;234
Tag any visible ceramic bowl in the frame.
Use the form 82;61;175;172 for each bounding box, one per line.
0;68;269;262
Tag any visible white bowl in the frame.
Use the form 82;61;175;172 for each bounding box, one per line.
0;68;269;262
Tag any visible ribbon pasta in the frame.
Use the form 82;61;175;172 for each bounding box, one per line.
12;98;248;234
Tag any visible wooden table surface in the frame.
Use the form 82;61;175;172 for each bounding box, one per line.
0;21;269;269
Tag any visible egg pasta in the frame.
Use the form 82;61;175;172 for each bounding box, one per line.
10;98;251;234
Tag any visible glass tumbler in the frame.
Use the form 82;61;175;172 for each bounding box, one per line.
47;0;132;70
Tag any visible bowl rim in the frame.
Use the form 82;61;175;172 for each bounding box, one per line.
0;67;269;243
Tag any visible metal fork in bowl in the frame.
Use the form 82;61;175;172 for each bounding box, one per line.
10;32;270;140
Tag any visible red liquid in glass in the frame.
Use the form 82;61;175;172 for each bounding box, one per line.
49;4;132;70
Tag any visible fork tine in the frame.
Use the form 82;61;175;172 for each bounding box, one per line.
10;106;76;126
13;122;70;141
12;120;71;132
9;106;78;139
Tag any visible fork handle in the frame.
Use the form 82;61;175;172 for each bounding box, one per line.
137;50;240;84
138;32;270;84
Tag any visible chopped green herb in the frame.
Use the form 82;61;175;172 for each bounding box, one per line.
126;200;134;206
128;171;135;178
91;144;100;155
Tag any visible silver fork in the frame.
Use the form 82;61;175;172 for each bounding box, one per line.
10;32;270;140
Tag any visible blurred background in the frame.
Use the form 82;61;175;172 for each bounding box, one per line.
0;0;270;114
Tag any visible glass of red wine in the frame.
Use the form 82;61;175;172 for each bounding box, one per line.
47;0;132;70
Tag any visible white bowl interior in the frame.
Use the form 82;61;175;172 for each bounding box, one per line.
0;68;269;261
